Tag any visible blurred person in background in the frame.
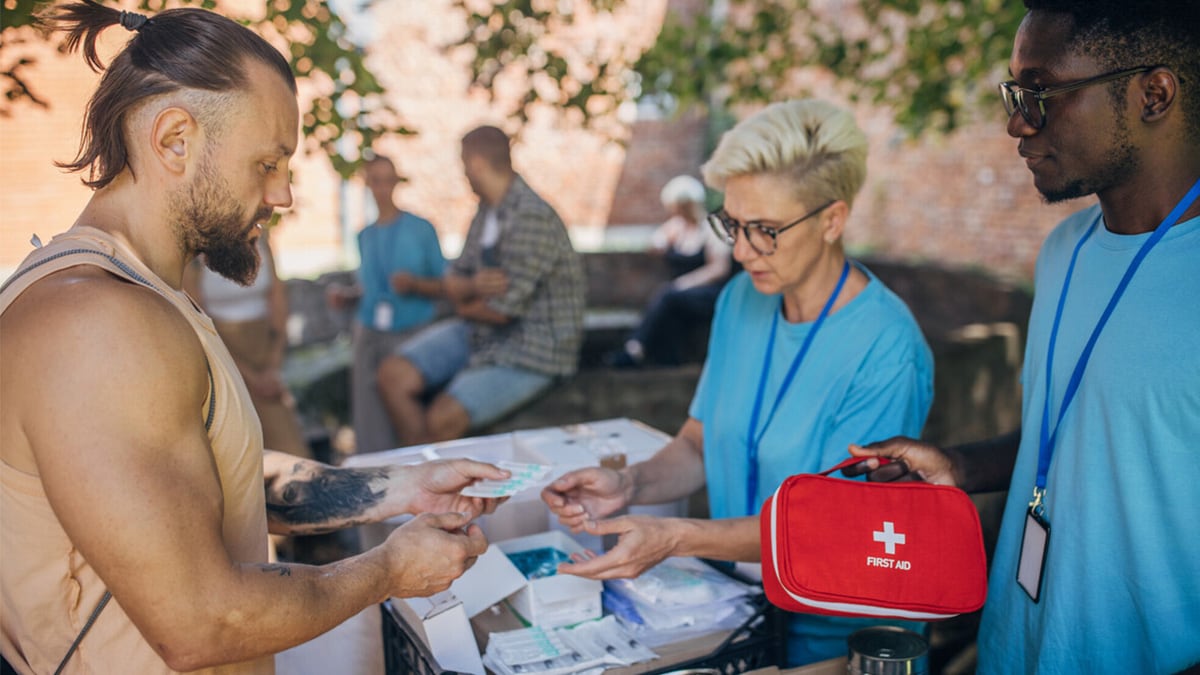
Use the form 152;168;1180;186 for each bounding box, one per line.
377;126;585;445
327;155;446;453
605;174;734;368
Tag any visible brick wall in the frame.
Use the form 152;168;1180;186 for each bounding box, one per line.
607;111;710;226
850;109;1080;281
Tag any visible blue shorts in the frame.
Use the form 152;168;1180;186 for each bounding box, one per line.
396;318;555;429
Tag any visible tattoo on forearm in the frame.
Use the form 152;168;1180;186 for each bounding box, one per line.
262;564;292;577
266;467;388;525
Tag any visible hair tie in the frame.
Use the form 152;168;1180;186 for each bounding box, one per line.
119;10;149;32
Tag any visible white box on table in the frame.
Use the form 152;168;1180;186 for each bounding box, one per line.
393;591;484;675
388;544;529;675
494;529;603;629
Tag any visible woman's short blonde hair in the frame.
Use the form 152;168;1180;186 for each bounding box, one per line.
701;99;868;209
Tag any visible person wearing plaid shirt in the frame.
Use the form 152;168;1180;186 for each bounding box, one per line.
377;126;585;445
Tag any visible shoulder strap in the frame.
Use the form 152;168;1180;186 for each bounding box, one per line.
52;365;216;672
0;247;158;296
53;591;111;675
7;248;218;672
5;247;218;430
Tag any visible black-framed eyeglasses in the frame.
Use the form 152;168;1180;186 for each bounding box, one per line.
707;200;835;256
998;66;1155;130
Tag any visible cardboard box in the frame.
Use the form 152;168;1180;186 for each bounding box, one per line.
392;592;484;675
387;545;530;675
495;530;603;629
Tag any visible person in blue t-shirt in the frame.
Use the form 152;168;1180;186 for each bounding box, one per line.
848;2;1200;673
542;99;934;666
327;155;446;453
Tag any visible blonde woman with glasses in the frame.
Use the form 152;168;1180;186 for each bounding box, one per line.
543;99;934;665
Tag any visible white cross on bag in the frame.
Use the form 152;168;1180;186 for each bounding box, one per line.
873;521;906;555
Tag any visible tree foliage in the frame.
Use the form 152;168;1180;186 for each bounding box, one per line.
453;0;1027;136
0;0;411;178
449;0;638;134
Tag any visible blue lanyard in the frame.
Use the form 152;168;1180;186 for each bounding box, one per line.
745;260;851;515
1034;178;1200;513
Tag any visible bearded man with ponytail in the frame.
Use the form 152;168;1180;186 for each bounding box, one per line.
0;3;506;673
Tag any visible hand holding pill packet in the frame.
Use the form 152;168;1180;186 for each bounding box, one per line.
461;461;553;498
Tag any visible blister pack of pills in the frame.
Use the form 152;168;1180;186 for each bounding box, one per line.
460;460;553;498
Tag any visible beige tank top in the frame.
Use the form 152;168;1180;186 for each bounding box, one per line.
0;228;273;675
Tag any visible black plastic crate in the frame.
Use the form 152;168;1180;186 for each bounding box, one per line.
382;589;787;674
382;599;444;675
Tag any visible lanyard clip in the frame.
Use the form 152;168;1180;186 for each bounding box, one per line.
1028;486;1046;517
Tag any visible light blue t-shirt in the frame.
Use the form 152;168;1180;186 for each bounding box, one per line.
978;205;1200;674
355;212;445;333
689;265;934;665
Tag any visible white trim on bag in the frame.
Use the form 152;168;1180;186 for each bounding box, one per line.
767;484;955;621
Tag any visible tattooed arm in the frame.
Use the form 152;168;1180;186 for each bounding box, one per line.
262;451;510;535
6;275;491;670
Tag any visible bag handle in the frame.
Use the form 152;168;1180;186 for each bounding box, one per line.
817;456;893;477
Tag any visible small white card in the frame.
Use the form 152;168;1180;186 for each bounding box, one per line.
373;301;394;330
1017;508;1050;603
461;461;552;498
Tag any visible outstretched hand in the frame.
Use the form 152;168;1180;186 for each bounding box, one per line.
540;467;628;533
556;515;678;580
846;436;961;486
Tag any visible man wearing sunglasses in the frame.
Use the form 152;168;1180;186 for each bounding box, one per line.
850;1;1200;672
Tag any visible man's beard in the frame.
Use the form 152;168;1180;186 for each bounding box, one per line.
174;158;269;286
1040;114;1139;204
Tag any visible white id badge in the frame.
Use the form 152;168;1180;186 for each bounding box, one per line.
373;302;394;331
1017;507;1050;602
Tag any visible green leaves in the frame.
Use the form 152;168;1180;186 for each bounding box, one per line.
448;0;642;133
2;0;1030;173
247;0;416;177
454;0;1028;137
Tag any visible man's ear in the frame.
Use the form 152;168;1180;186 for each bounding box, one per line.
150;107;200;175
820;200;851;244
1139;67;1178;123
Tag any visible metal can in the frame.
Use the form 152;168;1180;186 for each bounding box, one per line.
847;626;929;675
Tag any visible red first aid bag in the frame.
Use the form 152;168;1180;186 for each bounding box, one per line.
760;457;987;620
